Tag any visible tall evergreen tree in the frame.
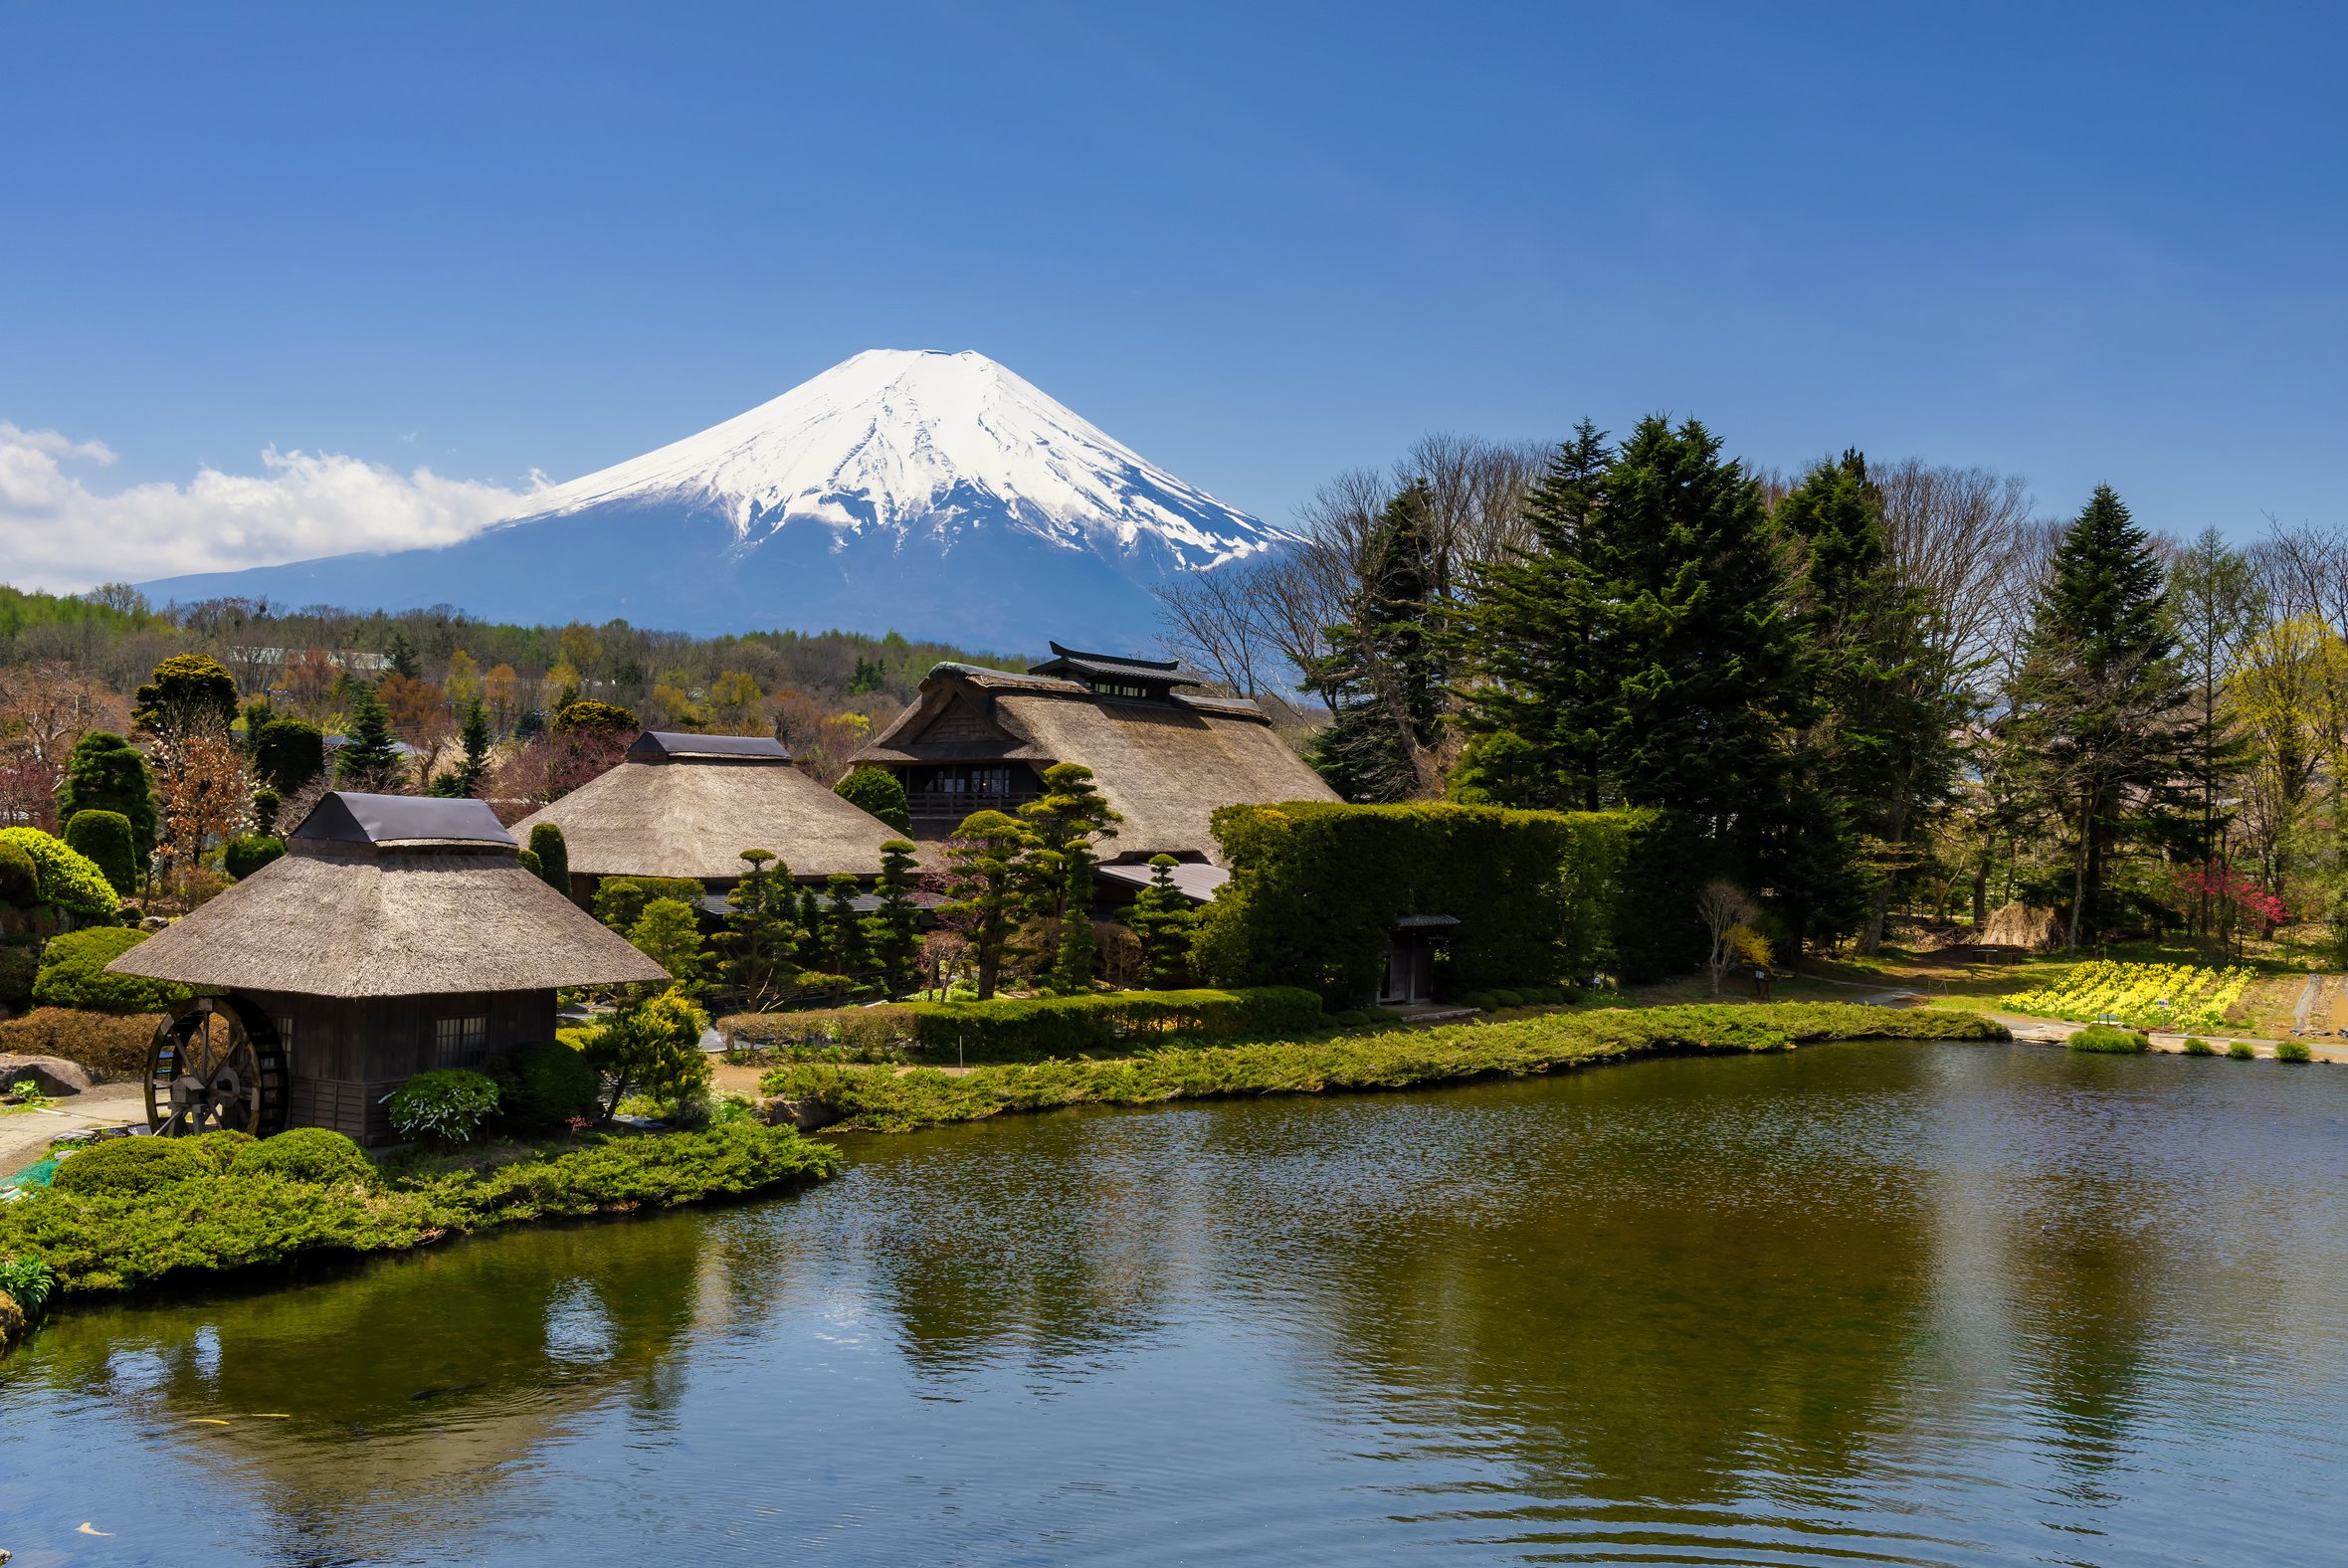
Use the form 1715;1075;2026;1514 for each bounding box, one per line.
942;809;1032;999
55;731;157;871
1450;422;1614;809
870;839;922;999
334;683;405;791
1312;482;1449;802
822;873;869;977
453;699;492;797
2164;529;2259;906
1126;854;1198;988
721;849;800;1009
1018;762;1119;947
2013;486;2192;947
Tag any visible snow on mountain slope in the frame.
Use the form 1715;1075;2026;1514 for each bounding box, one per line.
509;348;1283;566
138;351;1284;653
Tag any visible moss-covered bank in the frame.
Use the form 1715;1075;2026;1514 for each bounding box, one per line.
761;1001;2009;1133
0;1121;836;1311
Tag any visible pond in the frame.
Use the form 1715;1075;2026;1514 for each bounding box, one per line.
2;1041;2344;1566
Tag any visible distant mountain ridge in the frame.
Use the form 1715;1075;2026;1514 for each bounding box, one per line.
139;350;1286;654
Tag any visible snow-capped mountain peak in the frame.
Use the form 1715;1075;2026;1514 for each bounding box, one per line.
513;348;1283;568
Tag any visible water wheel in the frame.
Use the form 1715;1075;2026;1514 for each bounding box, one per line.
146;997;290;1137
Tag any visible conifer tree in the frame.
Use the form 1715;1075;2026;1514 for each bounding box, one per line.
942;809;1032;999
823;873;869;977
132;654;238;739
1312;482;1448;801
794;883;827;965
453;699;492;797
334;683;405;791
527;822;569;891
722;848;800;1009
55;731;157;871
1127;854;1198;988
1050;855;1096;993
2012;486;2192;947
1019;762;1119;947
870;839;922;998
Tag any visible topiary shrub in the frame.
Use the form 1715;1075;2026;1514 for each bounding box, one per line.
835;765;912;834
0;943;36;1010
2182;1037;2216;1056
229;1127;376;1187
250;716;326;794
0;828;121;924
2276;1039;2314;1063
1490;990;1526;1009
387;1069;500;1146
31;927;191;1014
593;875;703;933
0;1007;162;1078
2229;1041;2257;1060
0;839;36;906
63;811;139;897
1460;992;1496;1010
489;1038;602;1130
223;835;285;881
52;1130;251;1197
2068;1023;2150;1054
527;822;569;891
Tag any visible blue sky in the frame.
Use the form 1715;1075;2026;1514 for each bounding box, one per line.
4;2;2343;586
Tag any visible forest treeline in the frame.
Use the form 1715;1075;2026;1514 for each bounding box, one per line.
0;589;1023;834
1156;425;2348;960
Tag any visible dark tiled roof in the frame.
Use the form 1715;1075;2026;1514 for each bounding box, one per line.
629;730;792;762
291;792;516;849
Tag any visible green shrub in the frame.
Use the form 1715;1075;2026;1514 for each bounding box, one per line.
527;822;569;890
223;834;285;881
1490;990;1525;1009
0;839;36;905
0;1007;162;1078
0;1254;54;1316
721;986;1326;1064
0;828;119;922
52;1130;250;1197
0;943;36;1009
0;1122;835;1297
489;1038;603;1130
2182;1037;2217;1056
583;991;712;1117
250;716;325;794
834;765;912;834
63;810;138;896
31;927;190;1014
387;1070;500;1146
2229;1041;2257;1060
2067;1024;2150;1054
593;875;703;932
229;1128;375;1187
2276;1040;2314;1063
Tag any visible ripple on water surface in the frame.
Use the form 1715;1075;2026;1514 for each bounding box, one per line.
2;1040;2345;1565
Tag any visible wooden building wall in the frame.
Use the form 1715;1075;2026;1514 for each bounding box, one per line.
243;988;558;1145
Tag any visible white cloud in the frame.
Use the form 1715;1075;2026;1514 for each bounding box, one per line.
0;421;545;592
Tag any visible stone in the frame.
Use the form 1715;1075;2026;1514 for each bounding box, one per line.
1980;902;2058;952
0;1054;93;1097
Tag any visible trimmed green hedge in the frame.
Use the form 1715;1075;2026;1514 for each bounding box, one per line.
32;927;192;1014
723;986;1327;1062
2067;1024;2150;1054
0;828;121;923
1195;801;1706;1006
2;1121;837;1297
760;1001;2011;1133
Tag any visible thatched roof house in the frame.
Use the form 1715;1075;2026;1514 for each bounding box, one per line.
109;792;665;1142
852;645;1337;864
511;730;903;887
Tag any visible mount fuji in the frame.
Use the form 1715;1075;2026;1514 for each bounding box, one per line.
139;350;1288;654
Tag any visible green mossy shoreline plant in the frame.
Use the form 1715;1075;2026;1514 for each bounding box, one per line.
0;1121;837;1305
2066;1023;2151;1054
760;1001;2009;1133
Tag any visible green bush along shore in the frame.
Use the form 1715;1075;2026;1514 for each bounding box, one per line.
0;1120;837;1304
761;1001;2009;1133
723;986;1329;1064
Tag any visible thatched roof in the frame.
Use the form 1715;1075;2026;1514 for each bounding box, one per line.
856;664;1338;863
511;738;902;882
107;793;667;998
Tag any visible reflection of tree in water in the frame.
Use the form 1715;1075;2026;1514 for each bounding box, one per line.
26;1214;706;1563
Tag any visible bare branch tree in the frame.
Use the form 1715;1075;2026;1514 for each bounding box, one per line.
1696;880;1759;996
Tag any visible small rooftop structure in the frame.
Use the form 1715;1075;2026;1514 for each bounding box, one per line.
1095;860;1230;903
293;791;515;851
1026;642;1201;698
513;730;904;885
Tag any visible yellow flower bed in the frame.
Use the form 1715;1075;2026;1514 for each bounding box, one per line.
2000;960;2251;1033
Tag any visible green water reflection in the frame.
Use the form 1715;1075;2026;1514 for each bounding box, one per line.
2;1040;2342;1565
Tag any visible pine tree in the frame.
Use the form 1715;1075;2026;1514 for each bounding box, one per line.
721;848;800;1008
2164;529;2259;911
2013;486;2192;947
870;839;922;999
454;699;492;796
1018;763;1119;959
1126;854;1197;988
1312;482;1449;802
1050;854;1096;993
794;883;827;966
385;630;422;680
1449;422;1614;809
627;898;707;994
334;683;405;791
823;873;869;977
942;809;1032;999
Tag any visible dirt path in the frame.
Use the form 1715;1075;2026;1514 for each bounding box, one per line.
0;1082;146;1180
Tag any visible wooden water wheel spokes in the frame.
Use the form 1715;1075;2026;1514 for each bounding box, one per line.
146;997;290;1138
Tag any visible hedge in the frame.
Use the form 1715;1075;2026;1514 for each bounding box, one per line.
31;927;191;1014
1194;801;1707;1006
0;1008;162;1078
0;828;121;923
722;986;1327;1062
63;810;139;896
1;1121;837;1297
761;1001;2011;1133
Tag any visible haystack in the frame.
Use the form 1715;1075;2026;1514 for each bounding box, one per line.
511;731;901;885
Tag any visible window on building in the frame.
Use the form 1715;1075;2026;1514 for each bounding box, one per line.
434;1015;489;1069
